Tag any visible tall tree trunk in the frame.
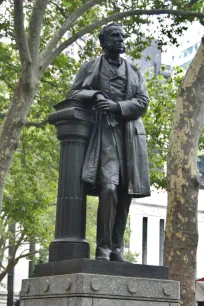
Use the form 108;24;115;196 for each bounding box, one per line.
164;38;204;305
0;75;39;212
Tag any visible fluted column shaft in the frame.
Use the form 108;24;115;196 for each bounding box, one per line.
48;101;94;262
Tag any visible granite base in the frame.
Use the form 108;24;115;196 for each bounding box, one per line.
20;273;180;306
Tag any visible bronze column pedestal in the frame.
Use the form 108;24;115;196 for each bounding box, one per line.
48;99;94;262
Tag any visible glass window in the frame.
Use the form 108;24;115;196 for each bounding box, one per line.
142;217;148;264
159;219;165;266
194;42;199;51
198;155;204;189
184;46;193;58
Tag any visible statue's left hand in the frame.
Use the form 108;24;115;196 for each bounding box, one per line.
96;99;119;113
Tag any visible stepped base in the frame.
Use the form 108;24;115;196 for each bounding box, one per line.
35;258;168;279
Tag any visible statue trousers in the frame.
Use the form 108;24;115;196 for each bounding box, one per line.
96;114;132;256
96;182;132;256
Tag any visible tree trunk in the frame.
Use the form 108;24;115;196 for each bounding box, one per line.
0;258;17;283
0;75;39;212
164;38;204;305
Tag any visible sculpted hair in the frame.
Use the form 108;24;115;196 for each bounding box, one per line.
98;22;123;46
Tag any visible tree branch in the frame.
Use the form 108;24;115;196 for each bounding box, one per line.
25;119;48;128
1;77;15;90
43;78;64;95
0;0;5;5
0;112;48;128
0;237;6;253
40;0;104;65
13;0;32;64
0;248;36;282
16;248;29;258
0;232;33;282
50;0;68;19
184;0;200;8
0;262;13;282
15;250;38;262
28;0;50;63
0;211;6;219
0;263;5;269
42;8;204;71
11;232;25;259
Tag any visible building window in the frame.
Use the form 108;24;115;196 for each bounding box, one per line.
179;53;183;60
184;46;193;58
194;42;199;51
159;219;165;265
142;217;148;264
198;155;204;189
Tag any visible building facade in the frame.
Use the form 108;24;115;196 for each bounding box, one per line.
130;190;204;279
163;21;203;72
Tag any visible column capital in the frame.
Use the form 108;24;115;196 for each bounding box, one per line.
48;99;94;141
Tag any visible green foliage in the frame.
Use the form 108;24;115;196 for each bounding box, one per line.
123;216;139;263
0;0;203;281
199;127;204;151
1;0;202;68
144;67;184;189
13;299;20;306
0;42;20;114
86;196;97;259
0;123;57;272
124;250;139;263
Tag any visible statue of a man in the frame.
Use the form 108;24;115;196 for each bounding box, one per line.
67;22;150;262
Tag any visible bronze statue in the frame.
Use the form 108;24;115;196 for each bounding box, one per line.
67;23;150;262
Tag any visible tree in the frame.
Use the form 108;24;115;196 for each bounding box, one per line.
0;122;57;282
0;0;203;213
164;38;204;306
143;67;184;188
0;51;68;281
0;0;203;303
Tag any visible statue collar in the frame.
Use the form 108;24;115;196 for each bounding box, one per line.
104;55;123;67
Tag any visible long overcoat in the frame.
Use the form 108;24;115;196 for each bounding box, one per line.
67;56;150;198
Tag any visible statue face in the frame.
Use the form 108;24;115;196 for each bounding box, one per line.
102;26;125;55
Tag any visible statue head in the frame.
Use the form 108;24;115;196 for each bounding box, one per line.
98;23;125;56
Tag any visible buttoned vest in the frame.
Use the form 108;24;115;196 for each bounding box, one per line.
98;57;127;102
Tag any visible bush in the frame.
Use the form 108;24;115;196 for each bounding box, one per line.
14;299;20;306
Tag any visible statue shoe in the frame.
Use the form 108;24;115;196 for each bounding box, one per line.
96;254;110;261
110;250;132;263
95;247;111;261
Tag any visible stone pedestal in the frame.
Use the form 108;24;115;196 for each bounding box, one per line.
20;273;180;306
